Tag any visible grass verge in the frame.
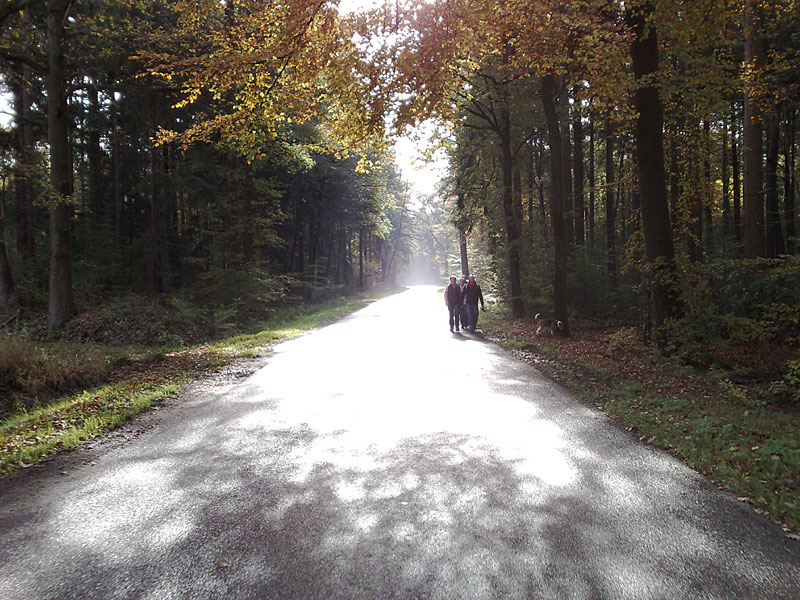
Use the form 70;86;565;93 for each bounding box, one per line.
0;289;398;478
480;310;800;536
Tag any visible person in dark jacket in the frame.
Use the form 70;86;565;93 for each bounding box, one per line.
458;276;468;329
463;275;485;332
444;276;462;332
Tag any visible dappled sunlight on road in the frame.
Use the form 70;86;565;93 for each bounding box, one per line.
1;287;799;599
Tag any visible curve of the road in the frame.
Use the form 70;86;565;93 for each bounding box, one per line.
1;286;799;600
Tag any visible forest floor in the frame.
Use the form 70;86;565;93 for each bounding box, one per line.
0;287;400;479
480;310;800;536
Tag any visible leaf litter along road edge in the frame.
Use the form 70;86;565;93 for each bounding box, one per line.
479;310;800;538
0;289;403;480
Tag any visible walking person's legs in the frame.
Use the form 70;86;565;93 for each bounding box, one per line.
448;306;456;331
467;304;478;332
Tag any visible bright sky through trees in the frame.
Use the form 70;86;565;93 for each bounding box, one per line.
337;0;445;202
0;0;443;201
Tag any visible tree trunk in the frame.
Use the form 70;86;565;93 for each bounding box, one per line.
785;107;796;254
743;0;766;258
243;169;254;262
722;116;731;237
687;123;704;263
541;74;570;335
526;147;535;230
499;101;524;317
732;107;742;244
626;2;681;330
573;104;585;247
513;169;523;226
703;119;714;258
386;211;404;282
358;229;364;290
88;83;103;219
588;110;595;248
765;111;785;257
14;59;36;259
534;138;549;241
148;96;163;294
668;121;681;222
0;188;16;313
456;191;469;276
112;98;121;247
562;117;574;249
46;0;76;333
605;120;617;287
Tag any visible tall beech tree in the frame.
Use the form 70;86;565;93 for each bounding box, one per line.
541;74;570;332
45;0;76;332
625;0;680;329
743;0;766;258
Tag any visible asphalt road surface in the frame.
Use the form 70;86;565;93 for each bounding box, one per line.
1;286;799;600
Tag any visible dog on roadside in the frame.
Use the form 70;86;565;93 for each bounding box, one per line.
534;313;564;336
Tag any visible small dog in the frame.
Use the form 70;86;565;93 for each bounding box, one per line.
534;313;564;336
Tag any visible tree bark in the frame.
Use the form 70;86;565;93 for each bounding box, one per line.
687;123;704;263
358;229;364;290
703;119;714;258
456;191;469;276
0;188;16;313
743;0;766;258
626;1;680;330
541;74;570;335
668;121;681;222
499;101;524;317
588;110;595;248
562;117;574;249
88;83;103;219
243;169;254;262
605;120;617;287
765;111;785;257
14;59;36;259
722;116;731;237
573;104;585;247
46;0;76;333
534;138;549;241
112;97;121;247
148;96;163;294
785;107;796;254
732;107;742;244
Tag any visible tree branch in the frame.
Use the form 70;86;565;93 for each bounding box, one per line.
0;0;41;26
0;46;46;72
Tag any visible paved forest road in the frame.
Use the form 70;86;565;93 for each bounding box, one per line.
1;286;799;600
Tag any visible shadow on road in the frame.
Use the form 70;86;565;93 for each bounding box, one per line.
4;364;797;599
1;287;798;599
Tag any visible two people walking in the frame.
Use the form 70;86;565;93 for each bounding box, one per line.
445;275;485;333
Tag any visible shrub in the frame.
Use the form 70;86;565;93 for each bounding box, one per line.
0;334;115;417
662;257;800;366
769;360;800;403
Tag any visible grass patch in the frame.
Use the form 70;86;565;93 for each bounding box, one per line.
0;288;399;478
481;311;800;535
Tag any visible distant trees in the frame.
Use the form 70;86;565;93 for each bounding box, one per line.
2;0;798;344
0;0;410;331
355;0;800;342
